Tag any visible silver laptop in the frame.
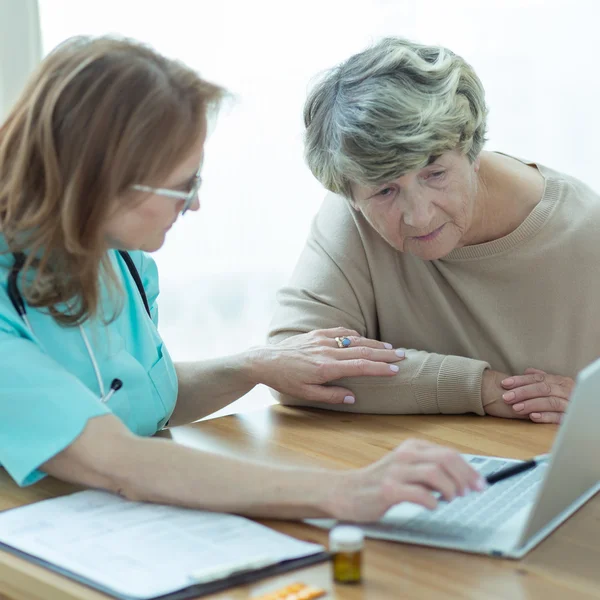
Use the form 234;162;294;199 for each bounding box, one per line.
307;358;600;558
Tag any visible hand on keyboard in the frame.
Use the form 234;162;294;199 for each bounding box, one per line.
331;439;487;523
382;457;546;542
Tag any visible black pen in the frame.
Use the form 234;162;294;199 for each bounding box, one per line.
486;454;549;486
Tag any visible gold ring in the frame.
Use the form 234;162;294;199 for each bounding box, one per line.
335;336;351;348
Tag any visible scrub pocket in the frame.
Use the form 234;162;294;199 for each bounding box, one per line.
148;343;178;431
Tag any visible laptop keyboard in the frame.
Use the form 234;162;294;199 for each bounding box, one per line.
374;457;546;542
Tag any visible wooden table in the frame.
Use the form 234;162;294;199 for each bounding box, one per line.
0;405;599;600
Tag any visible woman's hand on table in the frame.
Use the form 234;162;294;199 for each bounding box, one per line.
483;368;573;423
330;439;486;522
249;327;405;405
500;368;574;424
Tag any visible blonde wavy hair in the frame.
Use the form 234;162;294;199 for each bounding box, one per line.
303;37;488;198
0;36;223;326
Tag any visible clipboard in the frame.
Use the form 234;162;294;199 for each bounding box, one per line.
0;541;330;600
0;490;331;600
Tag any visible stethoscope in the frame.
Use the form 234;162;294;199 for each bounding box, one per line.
7;252;123;403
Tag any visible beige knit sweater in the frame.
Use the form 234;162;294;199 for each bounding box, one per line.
268;159;600;415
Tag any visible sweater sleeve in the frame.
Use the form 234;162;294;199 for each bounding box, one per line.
268;198;489;416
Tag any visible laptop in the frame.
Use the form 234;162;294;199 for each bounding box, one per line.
307;357;600;558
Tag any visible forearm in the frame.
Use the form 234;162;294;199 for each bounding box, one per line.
170;351;263;426
115;435;343;518
46;415;343;519
276;349;490;415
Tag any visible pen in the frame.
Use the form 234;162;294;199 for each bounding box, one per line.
101;378;123;404
486;454;549;486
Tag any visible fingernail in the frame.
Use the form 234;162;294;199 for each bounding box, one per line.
513;403;524;412
531;413;542;419
343;396;355;404
503;391;515;402
502;378;514;386
383;342;393;349
389;364;400;373
395;349;406;358
462;487;469;497
475;477;487;491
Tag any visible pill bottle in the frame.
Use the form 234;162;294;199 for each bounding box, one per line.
329;525;363;584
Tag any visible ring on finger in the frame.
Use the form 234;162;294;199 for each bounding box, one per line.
335;336;352;348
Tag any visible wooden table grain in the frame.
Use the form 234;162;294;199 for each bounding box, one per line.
0;405;599;600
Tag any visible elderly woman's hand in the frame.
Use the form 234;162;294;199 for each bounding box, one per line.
483;368;573;423
252;327;405;405
500;368;574;424
331;439;487;522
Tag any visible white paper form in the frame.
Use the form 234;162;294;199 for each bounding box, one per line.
0;490;324;599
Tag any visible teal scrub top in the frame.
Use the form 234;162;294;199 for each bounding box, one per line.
0;247;179;486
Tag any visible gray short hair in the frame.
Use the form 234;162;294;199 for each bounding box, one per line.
303;37;488;198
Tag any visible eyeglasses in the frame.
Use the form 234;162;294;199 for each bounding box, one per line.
131;171;202;215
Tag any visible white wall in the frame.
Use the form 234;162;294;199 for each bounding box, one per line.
0;0;41;118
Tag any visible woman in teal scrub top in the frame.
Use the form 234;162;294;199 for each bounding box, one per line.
0;36;485;522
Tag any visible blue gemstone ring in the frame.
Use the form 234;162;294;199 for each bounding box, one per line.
335;336;352;348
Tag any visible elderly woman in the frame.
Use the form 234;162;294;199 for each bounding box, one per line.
269;37;600;424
